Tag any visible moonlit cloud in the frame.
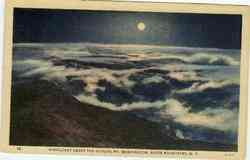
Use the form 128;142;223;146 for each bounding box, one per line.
175;129;185;139
157;99;238;132
15;58;145;94
168;71;201;81
75;94;165;111
176;80;235;94
188;53;239;66
142;76;166;84
75;94;238;132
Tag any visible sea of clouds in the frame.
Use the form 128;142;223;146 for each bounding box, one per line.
12;43;240;144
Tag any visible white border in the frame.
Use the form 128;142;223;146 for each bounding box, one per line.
0;0;249;160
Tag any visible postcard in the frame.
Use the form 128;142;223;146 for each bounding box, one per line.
0;0;249;160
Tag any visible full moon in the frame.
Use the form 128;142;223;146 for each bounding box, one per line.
137;22;146;31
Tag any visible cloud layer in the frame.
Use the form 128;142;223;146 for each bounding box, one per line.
12;43;240;144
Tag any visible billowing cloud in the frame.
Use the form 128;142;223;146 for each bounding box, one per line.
75;94;166;111
176;80;235;94
14;58;147;94
175;129;185;139
157;99;238;132
142;76;166;84
168;71;201;81
75;93;238;133
188;53;239;66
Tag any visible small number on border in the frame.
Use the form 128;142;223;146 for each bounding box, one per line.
225;153;234;157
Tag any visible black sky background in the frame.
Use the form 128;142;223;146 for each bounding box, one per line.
13;8;242;49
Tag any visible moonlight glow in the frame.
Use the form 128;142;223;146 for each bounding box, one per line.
137;22;146;31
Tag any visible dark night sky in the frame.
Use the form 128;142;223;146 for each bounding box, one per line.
13;8;242;49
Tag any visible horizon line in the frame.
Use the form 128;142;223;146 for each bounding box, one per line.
13;42;241;51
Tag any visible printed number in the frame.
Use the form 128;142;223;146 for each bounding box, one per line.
225;153;234;157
